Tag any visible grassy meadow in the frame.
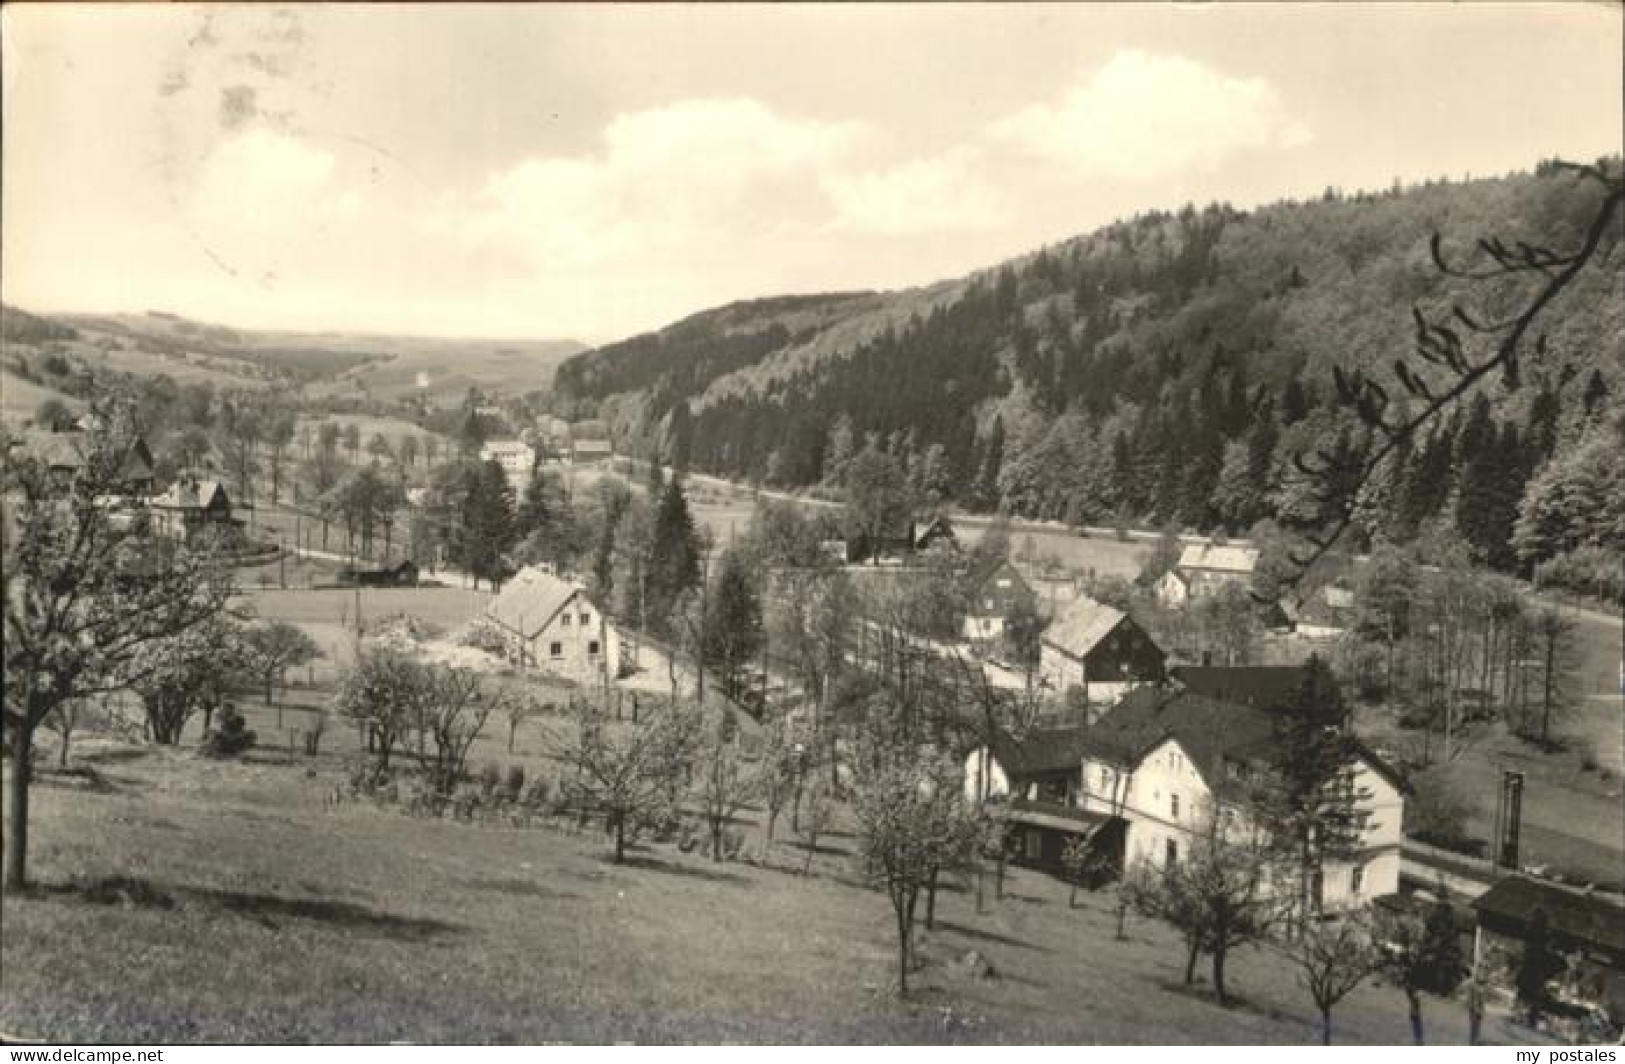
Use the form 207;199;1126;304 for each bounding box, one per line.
0;737;1556;1045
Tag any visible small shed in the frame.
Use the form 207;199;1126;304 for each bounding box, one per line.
1472;875;1625;972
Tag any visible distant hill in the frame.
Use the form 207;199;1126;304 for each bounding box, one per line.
554;160;1623;575
2;309;583;401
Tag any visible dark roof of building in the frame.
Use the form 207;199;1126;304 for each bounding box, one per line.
1472;875;1625;954
149;478;229;512
988;724;1093;777
1171;665;1307;710
1082;685;1279;796
18;430;154;482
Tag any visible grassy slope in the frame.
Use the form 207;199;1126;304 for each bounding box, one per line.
0;371;82;422
0;741;1545;1046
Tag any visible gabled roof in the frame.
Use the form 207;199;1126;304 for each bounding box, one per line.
19;430;154;482
913;515;956;548
486;565;585;639
149;479;229;512
1041;595;1126;658
1472;875;1625;954
988;724;1093;778
1171;665;1307;711
1081;686;1278;795
970;561;1035;617
1177;543;1259;575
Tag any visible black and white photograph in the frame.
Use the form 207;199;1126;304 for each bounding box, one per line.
1;1;1621;1047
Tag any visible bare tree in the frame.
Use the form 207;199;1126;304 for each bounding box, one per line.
1126;811;1281;1006
695;728;756;862
556;699;702;862
852;743;983;994
3;419;233;887
240;620;323;705
414;666;497;794
1286;911;1384;1045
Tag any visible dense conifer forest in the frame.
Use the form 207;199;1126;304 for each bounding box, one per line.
556;161;1622;590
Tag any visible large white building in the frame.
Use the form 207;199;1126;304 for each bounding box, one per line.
479;439;537;491
965;678;1405;911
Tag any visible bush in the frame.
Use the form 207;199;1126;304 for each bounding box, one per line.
1405;769;1483;856
505;764;527;800
199;705;257;758
478;762;502;797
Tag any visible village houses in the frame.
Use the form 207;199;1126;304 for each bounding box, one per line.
963;560;1037;643
1155;543;1261;608
484;565;620;686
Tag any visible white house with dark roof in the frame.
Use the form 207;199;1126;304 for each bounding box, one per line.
1075;686;1405;910
967;683;1407;910
1155;543;1260;607
484;566;619;685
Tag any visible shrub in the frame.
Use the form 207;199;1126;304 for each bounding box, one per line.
521;776;552;809
478;762;502;797
1405;769;1482;856
199;705;257;758
722;827;745;861
505;764;527;800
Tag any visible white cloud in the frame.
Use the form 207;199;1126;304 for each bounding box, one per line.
191;126;337;232
991;49;1312;180
825;148;1007;236
454;97;865;267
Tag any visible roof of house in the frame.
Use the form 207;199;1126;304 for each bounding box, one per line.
486;566;585;639
1293;584;1358;628
1177;543;1259;576
988;724;1094;777
572;438;613;453
913;515;956;547
149;479;229;512
19;430;154;482
1472;875;1625;955
1083;686;1278;783
480;439;533;455
1041;595;1127;658
1171;665;1307;711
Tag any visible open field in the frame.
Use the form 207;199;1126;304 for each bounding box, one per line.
0;741;1551;1045
0;371;83;423
236;585;494;682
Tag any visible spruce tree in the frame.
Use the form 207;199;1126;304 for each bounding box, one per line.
1259;654;1365;925
648;478;702;628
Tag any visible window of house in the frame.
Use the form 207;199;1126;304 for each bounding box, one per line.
580;611;591;625
1165;839;1178;868
561;614;572;627
1170;793;1180;819
549;642;563;658
588;640;600;656
1351;863;1364;895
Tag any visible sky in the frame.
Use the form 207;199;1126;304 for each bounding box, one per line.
3;3;1620;345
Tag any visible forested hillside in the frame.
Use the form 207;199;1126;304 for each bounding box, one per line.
555;160;1623;591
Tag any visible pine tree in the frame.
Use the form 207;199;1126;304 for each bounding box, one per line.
648;478;702;628
458;460;516;588
702;549;764;705
1258;654;1365;925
